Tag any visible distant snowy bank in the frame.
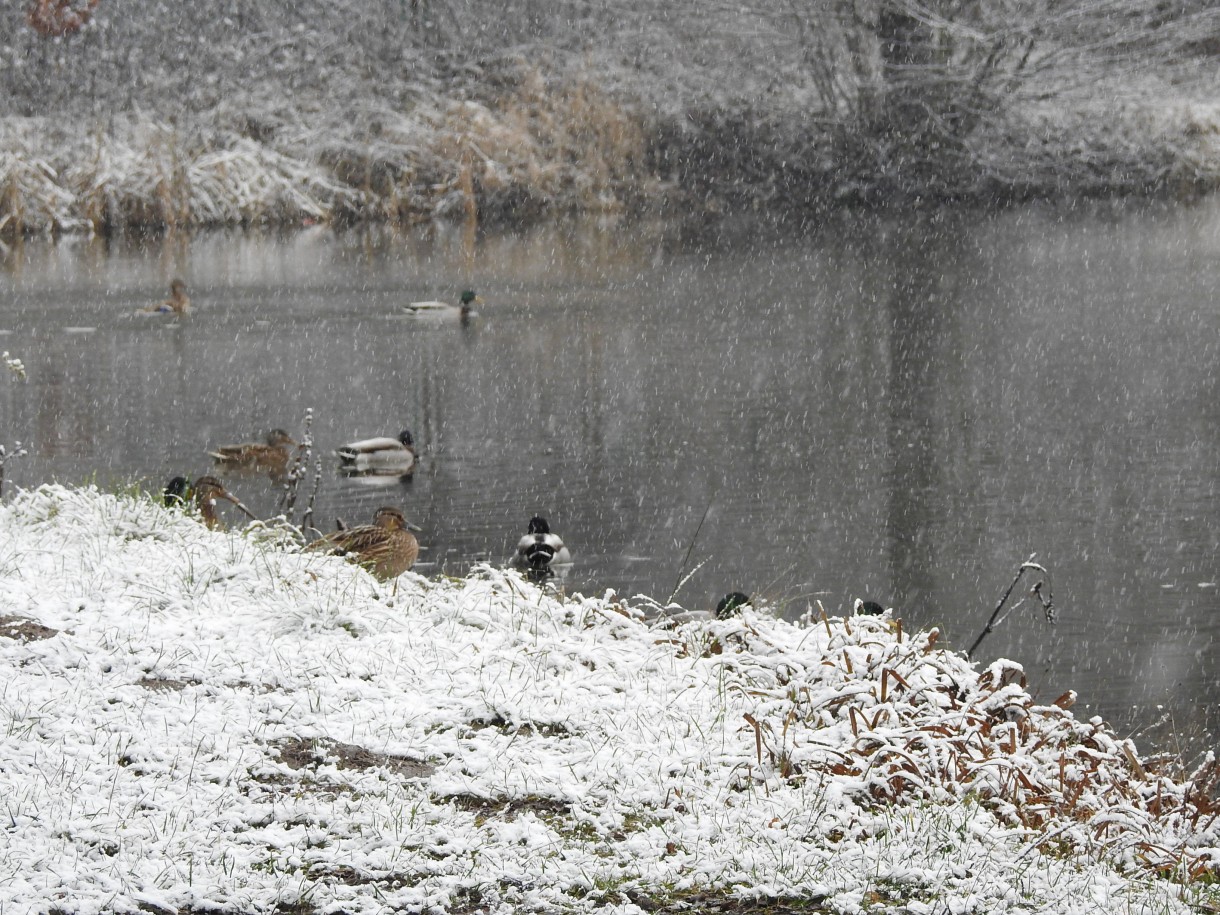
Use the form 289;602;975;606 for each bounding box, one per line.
1;484;1217;914
4;3;1220;233
2;91;1219;236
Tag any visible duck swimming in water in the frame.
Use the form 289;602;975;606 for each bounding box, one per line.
208;429;298;475
514;516;571;574
140;279;191;316
402;290;482;324
336;429;416;476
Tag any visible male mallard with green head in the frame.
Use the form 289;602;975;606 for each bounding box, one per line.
336;428;416;475
308;506;421;580
402;290;482;324
514;516;571;574
164;474;256;530
715;592;753;619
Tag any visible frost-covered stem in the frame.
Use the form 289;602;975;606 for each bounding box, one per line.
280;408;314;517
1;352;29;499
301;458;323;535
3;352;27;381
966;557;1054;660
0;444;20;499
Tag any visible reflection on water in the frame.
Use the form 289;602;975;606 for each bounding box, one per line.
1;201;1218;755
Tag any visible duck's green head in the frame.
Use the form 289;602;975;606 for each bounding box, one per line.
163;475;191;507
715;591;752;620
459;290;479;306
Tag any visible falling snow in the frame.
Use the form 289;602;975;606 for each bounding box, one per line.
1;485;1216;914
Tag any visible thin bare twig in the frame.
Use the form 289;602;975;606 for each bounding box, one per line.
966;556;1054;660
669;498;714;603
280;407;314;519
301;457;323;535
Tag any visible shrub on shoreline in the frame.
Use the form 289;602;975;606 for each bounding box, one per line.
2;2;1219;235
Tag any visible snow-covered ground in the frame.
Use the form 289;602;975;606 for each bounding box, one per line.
1;485;1217;914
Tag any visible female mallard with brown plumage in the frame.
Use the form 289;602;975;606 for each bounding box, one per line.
141;278;191;316
208;429;298;475
308;506;421;580
163;475;257;530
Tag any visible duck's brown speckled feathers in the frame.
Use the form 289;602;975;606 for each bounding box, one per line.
143;278;191;315
185;475;254;530
309;506;419;580
209;429;298;473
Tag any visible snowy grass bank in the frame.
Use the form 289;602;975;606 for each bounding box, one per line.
2;75;1219;236
0;72;648;236
1;484;1218;914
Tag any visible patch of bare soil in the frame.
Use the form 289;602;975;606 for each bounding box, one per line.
467;714;573;738
271;736;435;779
138;676;194;692
447;792;571;823
0;615;58;642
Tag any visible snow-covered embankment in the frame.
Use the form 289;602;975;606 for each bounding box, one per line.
0;485;1216;914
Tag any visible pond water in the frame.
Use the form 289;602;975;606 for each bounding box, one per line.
1;199;1217;756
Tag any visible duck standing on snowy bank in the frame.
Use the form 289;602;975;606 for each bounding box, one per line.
336;429;416;476
307;506;421;580
652;591;755;626
163;475;257;530
716;592;753;619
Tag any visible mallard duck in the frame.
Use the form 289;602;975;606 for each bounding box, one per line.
715;592;753;619
402;290;482;323
336;429;416;475
308;506;421;580
163;475;191;507
163;474;256;530
208;429;298;473
854;599;886;616
514;516;571;573
648;591;754;627
141;278;191;315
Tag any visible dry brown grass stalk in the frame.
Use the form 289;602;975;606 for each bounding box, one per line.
667;608;1220;878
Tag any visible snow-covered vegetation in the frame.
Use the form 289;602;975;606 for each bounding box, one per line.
1;484;1218;913
1;1;1219;233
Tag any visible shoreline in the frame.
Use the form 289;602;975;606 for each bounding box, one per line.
3;83;1219;238
0;483;1216;913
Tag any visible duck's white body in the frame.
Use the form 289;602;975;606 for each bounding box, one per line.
515;531;572;566
336;431;416;475
403;301;465;320
402;290;481;323
514;516;571;575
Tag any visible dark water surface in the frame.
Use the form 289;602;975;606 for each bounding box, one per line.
1;200;1217;755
